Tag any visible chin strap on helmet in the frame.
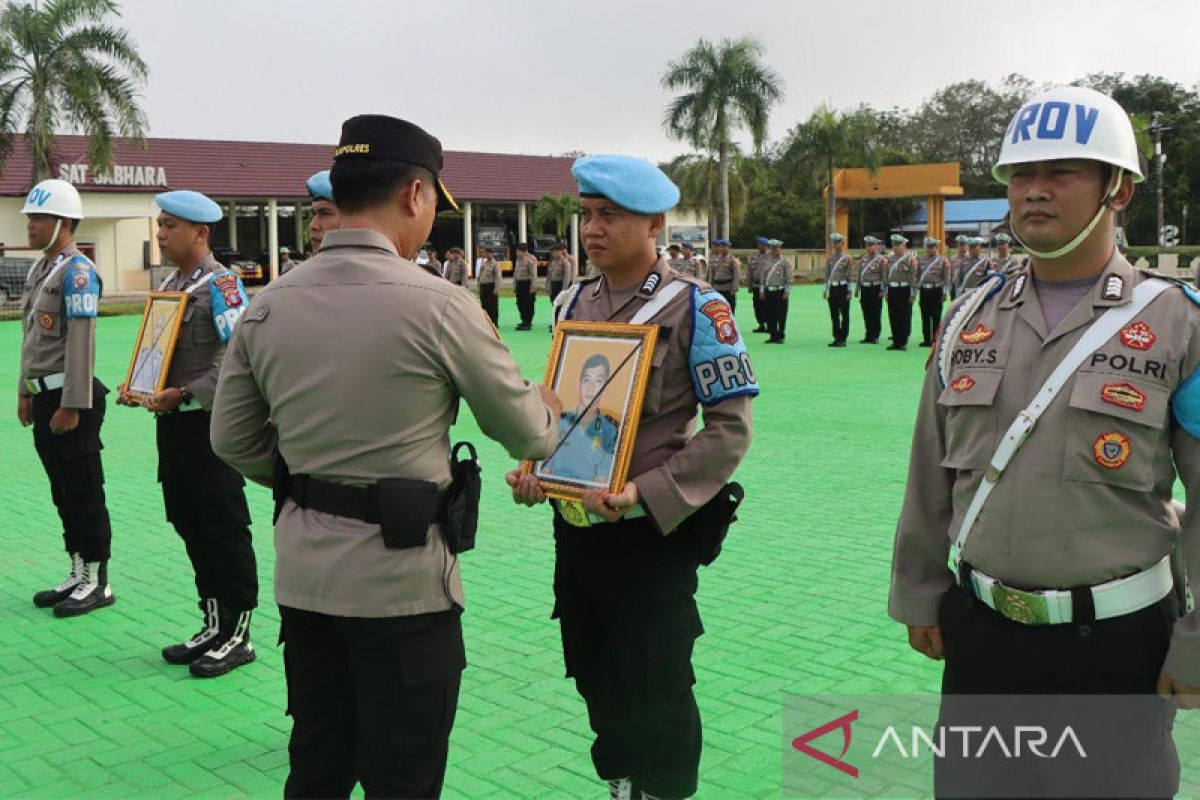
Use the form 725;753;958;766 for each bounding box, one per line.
43;218;62;253
1012;168;1124;261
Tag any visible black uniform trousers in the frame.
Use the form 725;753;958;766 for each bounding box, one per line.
827;285;851;343
935;583;1178;799
859;286;883;342
918;287;945;345
156;410;257;611
885;287;913;346
715;287;736;313
515;279;533;326
280;606;465;799
548;280;563;302
479;283;498;326
553;513;704;799
31;380;112;561
750;287;766;328
764;289;788;341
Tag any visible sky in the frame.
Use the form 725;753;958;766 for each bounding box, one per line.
115;0;1200;161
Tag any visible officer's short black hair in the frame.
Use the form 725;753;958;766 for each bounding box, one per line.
330;160;436;215
581;354;610;380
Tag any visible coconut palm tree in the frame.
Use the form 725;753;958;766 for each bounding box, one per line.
662;153;750;241
531;193;581;240
0;0;148;184
662;36;783;240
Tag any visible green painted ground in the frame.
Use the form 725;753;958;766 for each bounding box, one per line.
1;287;1197;798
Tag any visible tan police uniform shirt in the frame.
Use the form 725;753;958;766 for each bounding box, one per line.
747;251;771;289
824;252;855;288
211;229;557;618
545;255;573;293
513;252;537;282
280;258;298;276
708;253;741;292
917;254;948;289
18;242;99;408
887;251;918;289
762;255;793;297
159;254;234;410
856;254;886;288
477;257;499;286
992;254;1020;275
564;258;754;534
889;253;1200;684
950;252;973;291
444;257;469;287
959;255;992;292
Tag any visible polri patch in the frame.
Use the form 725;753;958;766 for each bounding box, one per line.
699;298;738;344
1093;431;1131;469
1101;382;1145;411
1119;321;1155;351
951;375;975;393
960;324;995;345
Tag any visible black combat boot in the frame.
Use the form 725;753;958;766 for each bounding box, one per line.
53;560;115;617
33;552;83;608
162;598;221;664
190;608;256;678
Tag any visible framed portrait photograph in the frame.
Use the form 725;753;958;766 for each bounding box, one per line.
122;291;187;401
522;321;659;501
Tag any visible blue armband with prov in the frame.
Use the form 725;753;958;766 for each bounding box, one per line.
688;287;759;405
210;270;249;343
62;258;100;318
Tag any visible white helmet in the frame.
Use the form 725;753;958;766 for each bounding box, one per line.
21;178;84;219
992;86;1143;185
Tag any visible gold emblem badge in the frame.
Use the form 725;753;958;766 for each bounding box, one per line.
1092;431;1131;469
38;312;54;331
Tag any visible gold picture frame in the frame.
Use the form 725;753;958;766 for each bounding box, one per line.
122;291;187;401
521;320;659;501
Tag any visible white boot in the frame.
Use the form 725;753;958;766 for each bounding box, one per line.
607;778;633;800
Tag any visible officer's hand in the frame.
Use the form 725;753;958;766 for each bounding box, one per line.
143;387;183;414
49;406;80;435
907;625;944;660
114;382;137;407
1157;672;1200;710
583;481;639;523
538;384;563;419
506;469;547;506
17;394;32;427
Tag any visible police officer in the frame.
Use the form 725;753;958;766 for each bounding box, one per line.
476;246;500;326
915;236;948;347
507;154;756;800
19;179;115;617
762;239;792;344
306;170;341;253
948;234;971;299
679;242;701;278
211;115;562;797
747;236;771;332
279;247;297;276
823;233;854;347
957;236;991;293
990;231;1019;274
890;86;1200;799
884;233;916;350
855;235;886;343
118;190;258;678
513;241;538;330
545;243;574;331
426;246;441;275
707;238;740;310
666;243;687;275
443;246;469;287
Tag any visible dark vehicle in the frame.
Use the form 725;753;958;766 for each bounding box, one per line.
213;246;265;285
0;256;34;305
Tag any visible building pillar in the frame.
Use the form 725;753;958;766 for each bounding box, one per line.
268;198;279;281
294;203;304;254
463;200;474;276
227;200;238;251
517;202;527;244
258;205;266;250
570;213;579;261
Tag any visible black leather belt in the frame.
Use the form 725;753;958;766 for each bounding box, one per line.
289;475;447;524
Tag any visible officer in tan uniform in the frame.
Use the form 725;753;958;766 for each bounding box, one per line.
855;235;887;343
18;179;115;617
211;115;561;798
279;247;298;276
476;246;500;326
119;190;259;678
443;246;469;287
890;86;1200;799
507;154;756;800
665;243;687;275
747;236;771;332
545;243;574;331
884;233;917;350
762;239;792;344
679;242;701;278
306;170;340;253
957;236;991;293
707;238;740;310
915;236;948;347
990;231;1019;274
823;233;854;347
513;242;538;330
948;234;971;299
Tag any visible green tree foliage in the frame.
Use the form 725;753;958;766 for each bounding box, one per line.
0;0;148;184
662;36;784;240
531;193;581;239
661;152;751;240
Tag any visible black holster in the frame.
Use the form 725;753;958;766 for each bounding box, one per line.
272;451;291;524
677;482;744;566
441;442;481;554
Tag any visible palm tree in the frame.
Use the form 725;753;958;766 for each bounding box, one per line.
0;0;148;184
662;153;750;241
662;36;783;240
530;193;581;240
781;104;879;247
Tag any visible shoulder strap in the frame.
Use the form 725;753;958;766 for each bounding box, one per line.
947;278;1174;577
630;280;688;324
554;281;585;324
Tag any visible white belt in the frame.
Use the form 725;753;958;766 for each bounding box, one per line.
23;373;65;394
554;498;647;527
968;556;1173;625
888;282;907;287
860;282;880;287
830;281;848;286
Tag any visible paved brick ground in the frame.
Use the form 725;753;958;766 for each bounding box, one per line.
2;287;1198;798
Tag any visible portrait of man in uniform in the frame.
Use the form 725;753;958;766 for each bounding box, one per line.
530;322;658;498
124;292;185;399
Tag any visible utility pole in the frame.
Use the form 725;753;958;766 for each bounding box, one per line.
1151;112;1167;246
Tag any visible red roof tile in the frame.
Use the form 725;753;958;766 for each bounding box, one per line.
0;134;579;202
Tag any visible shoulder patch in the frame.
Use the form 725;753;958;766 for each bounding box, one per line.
62;256;100;318
688;287;759;406
209;271;249;343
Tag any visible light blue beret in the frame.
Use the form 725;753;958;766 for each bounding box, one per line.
756;236;769;245
572;155;680;214
830;233;846;243
712;238;731;246
155;190;222;224
306;170;333;201
993;232;1013;244
890;233;909;244
681;242;694;250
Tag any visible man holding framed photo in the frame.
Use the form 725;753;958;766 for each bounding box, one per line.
118;190;257;678
507;155;758;800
